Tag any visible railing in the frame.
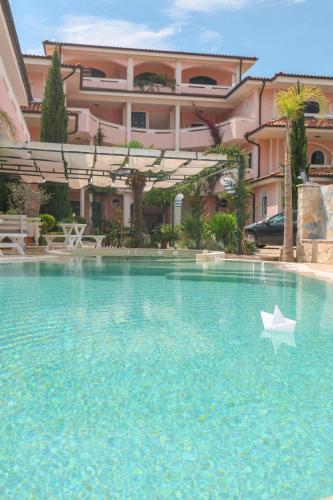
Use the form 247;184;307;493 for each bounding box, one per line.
82;77;127;91
180;116;257;148
181;83;231;97
69;108;256;148
131;128;175;149
68;108;126;144
81;76;232;96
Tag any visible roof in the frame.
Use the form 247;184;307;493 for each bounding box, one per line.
247;117;333;139
42;40;257;61
23;53;82;69
0;0;32;101
250;167;333;183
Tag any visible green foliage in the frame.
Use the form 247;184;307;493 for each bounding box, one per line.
127;140;144;148
94;125;105;146
40;48;67;143
134;74;176;92
155;223;179;247
40;48;72;220
60;215;87;224
0;174;17;212
6;183;50;216
206;212;237;247
41;183;72;221
40;214;56;233
0;109;16;139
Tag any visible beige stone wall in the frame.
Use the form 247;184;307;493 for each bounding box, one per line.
297;183;333;263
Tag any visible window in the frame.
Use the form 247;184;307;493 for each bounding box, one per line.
269;213;284;224
191;123;204;128
131;111;147;129
82;68;106;78
311;150;325;165
189;76;217;86
135;72;158;83
248;153;252;170
304;101;320;114
261;194;268;218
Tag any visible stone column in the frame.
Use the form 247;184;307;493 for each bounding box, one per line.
175;104;180;151
80;188;85;218
175;61;182;94
127;57;134;91
126;102;132;144
297;183;323;241
123;192;133;227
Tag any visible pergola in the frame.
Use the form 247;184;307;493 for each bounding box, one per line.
0;141;245;251
0;141;237;190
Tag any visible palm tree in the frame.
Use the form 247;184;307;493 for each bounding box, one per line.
0;110;16;139
276;83;328;262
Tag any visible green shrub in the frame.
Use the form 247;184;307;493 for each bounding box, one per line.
206;212;237;248
40;214;56;234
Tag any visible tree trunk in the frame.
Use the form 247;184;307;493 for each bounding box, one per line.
282;124;295;262
131;175;146;247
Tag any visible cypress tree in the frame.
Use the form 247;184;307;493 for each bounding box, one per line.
40;48;72;220
290;83;308;209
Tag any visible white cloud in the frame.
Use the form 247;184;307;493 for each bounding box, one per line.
198;29;223;44
170;0;307;14
56;15;182;49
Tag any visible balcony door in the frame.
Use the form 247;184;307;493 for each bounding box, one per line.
131;111;147;129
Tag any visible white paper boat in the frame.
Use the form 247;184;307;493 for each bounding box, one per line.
261;305;296;333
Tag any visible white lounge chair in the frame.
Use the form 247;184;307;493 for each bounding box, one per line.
0;215;28;256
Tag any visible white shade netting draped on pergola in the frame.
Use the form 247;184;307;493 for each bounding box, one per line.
0;141;231;191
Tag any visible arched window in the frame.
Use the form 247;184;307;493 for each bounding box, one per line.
304;101;320;114
82;67;106;78
189;76;217;85
135;72;158;83
311;150;325;165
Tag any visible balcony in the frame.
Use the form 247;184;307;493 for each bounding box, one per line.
69;108;126;144
70;108;256;149
81;77;232;97
82;77;128;91
132;128;175;149
181;83;231;97
180;117;256;149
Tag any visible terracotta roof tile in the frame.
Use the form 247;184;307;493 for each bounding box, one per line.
21;103;42;112
42;40;257;61
251;167;333;183
23;53;81;68
266;117;333;128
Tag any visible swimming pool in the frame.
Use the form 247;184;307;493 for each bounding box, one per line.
0;258;332;498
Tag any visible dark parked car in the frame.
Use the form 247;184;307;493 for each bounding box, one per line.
245;210;297;247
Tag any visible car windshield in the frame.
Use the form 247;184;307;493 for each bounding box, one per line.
268;213;284;224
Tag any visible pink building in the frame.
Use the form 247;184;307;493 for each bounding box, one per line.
1;0;333;225
0;0;30;141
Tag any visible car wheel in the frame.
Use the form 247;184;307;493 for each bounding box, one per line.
245;231;258;247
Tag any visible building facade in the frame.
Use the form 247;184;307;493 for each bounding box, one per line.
1;0;333;226
0;0;30;142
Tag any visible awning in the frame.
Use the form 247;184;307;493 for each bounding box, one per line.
0;140;233;191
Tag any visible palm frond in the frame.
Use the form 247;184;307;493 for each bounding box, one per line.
276;83;328;122
0;110;17;140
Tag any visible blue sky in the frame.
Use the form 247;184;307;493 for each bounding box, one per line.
10;0;333;78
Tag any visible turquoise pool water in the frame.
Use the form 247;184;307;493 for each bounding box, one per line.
0;258;333;499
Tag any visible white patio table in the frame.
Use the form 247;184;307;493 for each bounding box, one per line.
60;223;87;249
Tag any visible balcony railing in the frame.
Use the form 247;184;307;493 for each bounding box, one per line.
81;76;232;96
181;83;231;96
69;108;256;148
82;77;128;91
